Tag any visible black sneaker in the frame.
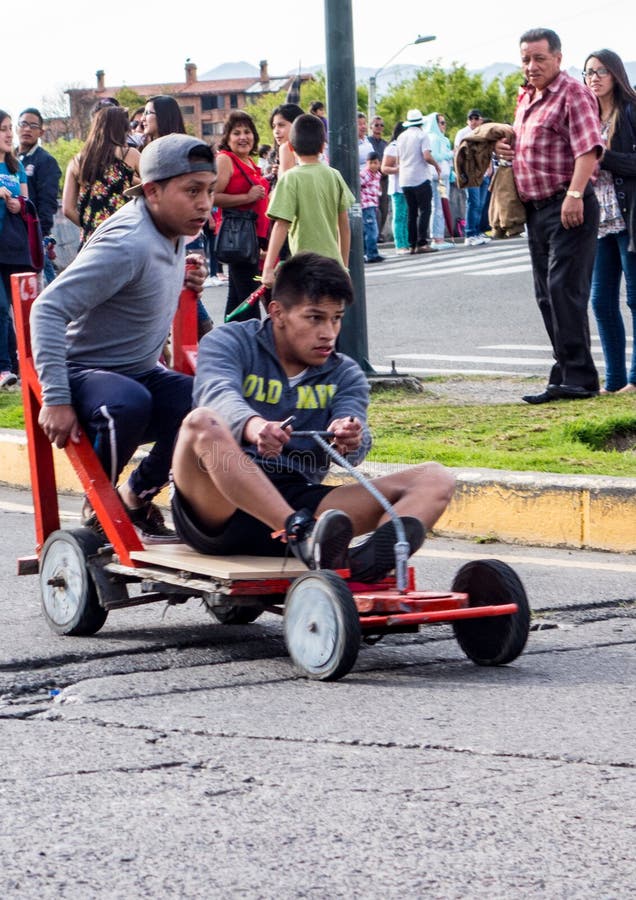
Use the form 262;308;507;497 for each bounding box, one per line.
126;501;180;544
348;516;425;583
285;508;353;570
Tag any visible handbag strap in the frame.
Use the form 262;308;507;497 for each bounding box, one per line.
225;150;258;188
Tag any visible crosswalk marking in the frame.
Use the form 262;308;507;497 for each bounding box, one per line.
366;240;614;378
365;241;531;279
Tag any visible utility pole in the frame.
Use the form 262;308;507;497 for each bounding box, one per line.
324;0;373;373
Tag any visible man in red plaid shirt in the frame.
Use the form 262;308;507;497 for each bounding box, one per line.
496;28;603;404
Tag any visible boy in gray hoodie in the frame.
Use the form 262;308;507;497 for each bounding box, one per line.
171;252;455;579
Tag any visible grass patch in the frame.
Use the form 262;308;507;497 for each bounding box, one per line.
0;391;25;429
367;389;636;476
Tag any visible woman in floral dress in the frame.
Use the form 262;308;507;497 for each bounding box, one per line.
62;105;141;247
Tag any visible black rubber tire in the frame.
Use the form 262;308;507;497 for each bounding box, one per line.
451;559;530;666
210;601;269;625
39;528;109;636
284;571;360;681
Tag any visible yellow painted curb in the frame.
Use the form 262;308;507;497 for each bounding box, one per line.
2;432;635;553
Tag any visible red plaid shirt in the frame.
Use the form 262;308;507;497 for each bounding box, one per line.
360;167;381;209
512;70;602;201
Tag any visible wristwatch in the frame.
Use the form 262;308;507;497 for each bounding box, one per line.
566;190;582;199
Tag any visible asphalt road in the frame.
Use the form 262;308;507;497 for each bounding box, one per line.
202;239;627;382
1;486;635;898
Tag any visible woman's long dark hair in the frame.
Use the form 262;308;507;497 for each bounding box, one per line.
147;95;186;138
0;110;19;174
78;105;130;184
217;110;259;155
584;49;636;145
268;103;304;130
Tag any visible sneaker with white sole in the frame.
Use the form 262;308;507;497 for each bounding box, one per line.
465;235;487;247
285;508;353;570
348;516;425;583
0;371;18;389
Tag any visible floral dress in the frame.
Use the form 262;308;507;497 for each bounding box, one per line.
78;157;135;247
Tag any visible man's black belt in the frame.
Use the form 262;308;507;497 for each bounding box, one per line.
525;189;567;210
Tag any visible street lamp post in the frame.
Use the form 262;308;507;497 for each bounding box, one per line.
368;34;436;121
324;0;372;371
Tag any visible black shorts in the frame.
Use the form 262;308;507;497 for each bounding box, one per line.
170;472;335;556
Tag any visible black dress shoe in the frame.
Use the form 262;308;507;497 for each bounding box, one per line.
523;384;598;404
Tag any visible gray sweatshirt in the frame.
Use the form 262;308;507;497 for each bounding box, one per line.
194;318;372;483
31;198;186;406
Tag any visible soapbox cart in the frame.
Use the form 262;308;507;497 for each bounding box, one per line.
11;272;530;681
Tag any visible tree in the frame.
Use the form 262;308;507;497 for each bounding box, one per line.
115;87;147;115
377;63;522;142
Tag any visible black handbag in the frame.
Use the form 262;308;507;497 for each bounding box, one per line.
0;204;33;268
215;208;259;265
19;197;44;271
215;152;261;266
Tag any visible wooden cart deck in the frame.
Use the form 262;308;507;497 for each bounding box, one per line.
130;545;308;580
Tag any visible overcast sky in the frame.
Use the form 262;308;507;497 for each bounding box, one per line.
3;0;634;120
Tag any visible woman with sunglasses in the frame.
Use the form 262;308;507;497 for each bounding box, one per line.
584;49;636;393
140;96;185;145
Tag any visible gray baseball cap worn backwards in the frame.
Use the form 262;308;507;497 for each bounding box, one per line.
125;134;215;197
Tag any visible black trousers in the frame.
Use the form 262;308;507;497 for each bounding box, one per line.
225;260;261;323
68;364;193;500
402;180;432;249
525;190;600;391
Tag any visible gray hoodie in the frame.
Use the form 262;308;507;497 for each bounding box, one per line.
195;318;372;482
31;198;186;406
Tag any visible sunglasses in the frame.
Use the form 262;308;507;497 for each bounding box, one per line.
468;115;482;120
130;121;142;129
438;120;446;126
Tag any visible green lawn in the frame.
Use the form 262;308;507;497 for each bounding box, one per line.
2;384;635;477
367;390;636;476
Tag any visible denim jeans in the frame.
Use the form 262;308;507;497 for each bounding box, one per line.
0;265;20;373
590;230;636;390
464;181;489;237
362;206;380;259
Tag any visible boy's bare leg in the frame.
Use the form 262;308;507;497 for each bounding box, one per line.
315;463;455;535
171;408;296;532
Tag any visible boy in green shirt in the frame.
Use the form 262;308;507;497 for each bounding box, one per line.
262;114;354;288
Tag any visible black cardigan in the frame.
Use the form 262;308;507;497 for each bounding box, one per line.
600;102;636;252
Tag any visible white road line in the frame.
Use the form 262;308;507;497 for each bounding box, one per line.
1;499;81;519
482;341;630;350
389;353;604;366
367;253;530;279
419;547;636;574
364;250;530;277
471;265;533;276
5;502;632;575
373;366;529;376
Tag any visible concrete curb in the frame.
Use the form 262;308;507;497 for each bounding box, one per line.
2;429;635;554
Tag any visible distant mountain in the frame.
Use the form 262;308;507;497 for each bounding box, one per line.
202;59;636;90
200;61;259;80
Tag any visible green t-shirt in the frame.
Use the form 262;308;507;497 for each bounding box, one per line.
266;163;355;261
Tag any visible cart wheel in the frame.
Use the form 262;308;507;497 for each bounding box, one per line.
451;559;530;666
210;599;273;625
39;529;109;636
284;572;360;681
